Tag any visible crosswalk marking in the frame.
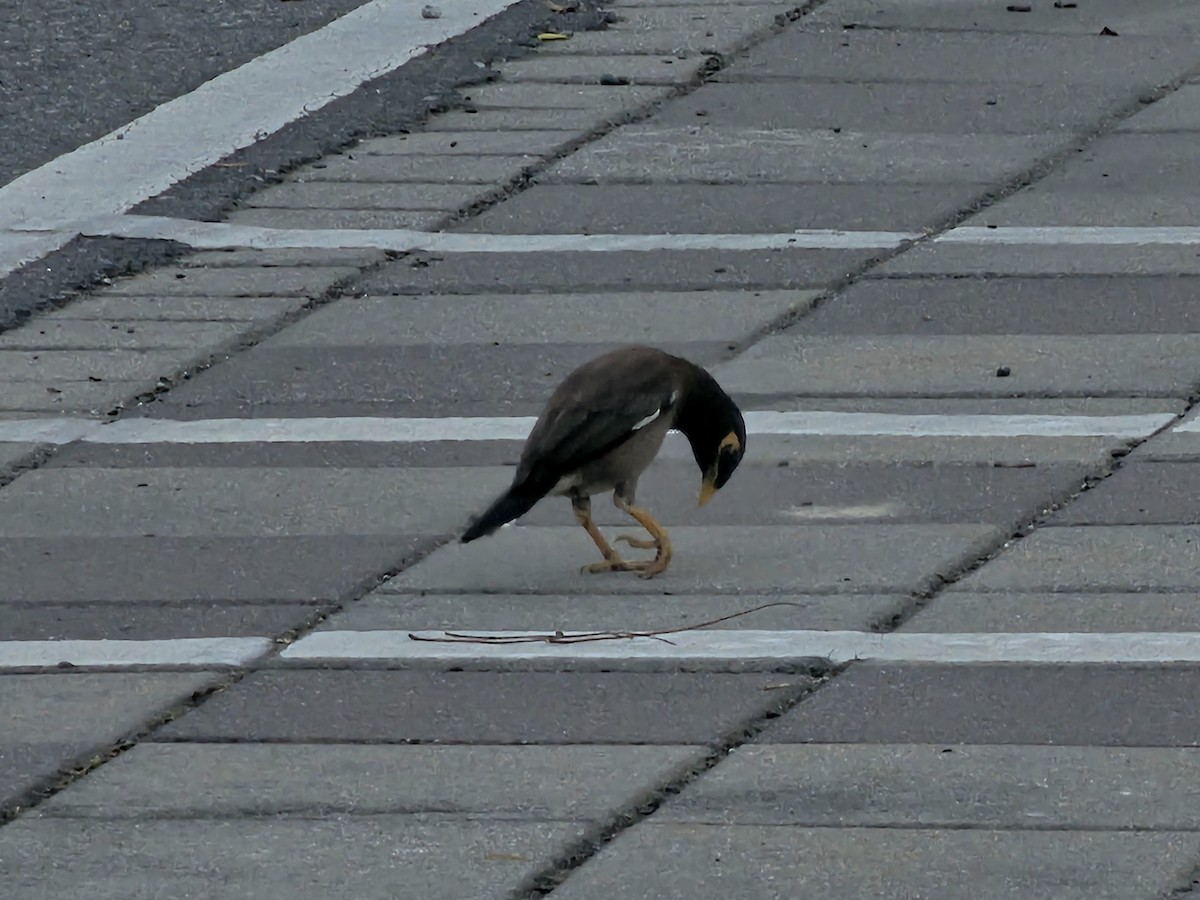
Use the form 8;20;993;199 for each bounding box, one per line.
5;631;1200;669
0;411;1177;446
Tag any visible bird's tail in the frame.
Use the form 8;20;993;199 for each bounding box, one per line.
460;487;543;542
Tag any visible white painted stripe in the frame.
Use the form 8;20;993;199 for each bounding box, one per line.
67;215;918;252
0;411;1176;446
0;418;98;445
0;0;518;276
38;215;1200;255
0;637;273;669
1166;416;1200;434
938;226;1200;246
282;629;1200;664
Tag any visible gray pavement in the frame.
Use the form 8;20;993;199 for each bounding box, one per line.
3;0;1200;897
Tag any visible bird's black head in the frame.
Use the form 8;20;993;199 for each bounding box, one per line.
674;370;747;506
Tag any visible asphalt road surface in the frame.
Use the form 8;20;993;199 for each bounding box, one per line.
3;0;1200;897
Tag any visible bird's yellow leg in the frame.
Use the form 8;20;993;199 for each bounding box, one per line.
572;498;651;574
613;497;673;578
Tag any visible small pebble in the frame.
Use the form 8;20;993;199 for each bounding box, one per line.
421;4;442;18
996;366;1012;378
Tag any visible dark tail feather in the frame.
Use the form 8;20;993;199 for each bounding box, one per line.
461;488;543;542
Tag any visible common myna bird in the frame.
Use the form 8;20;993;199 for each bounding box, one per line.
460;345;746;578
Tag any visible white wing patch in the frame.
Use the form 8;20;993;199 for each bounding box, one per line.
632;391;679;433
631;410;661;432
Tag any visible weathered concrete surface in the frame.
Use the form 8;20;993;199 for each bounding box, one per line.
266;290;814;346
547;824;1199;900
713;334;1200;398
318;591;908;633
759;664;1200;746
950;526;1200;592
36;743;702;819
0;466;511;537
658;744;1200;828
0;817;582;900
154;670;808;743
463;183;984;232
4;1;1200;897
546;126;1066;184
905;592;1200;634
388;525;1001;595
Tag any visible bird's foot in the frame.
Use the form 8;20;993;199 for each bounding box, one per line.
614;533;659;551
582;553;668;579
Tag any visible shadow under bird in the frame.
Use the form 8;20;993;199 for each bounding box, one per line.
460;345;747;578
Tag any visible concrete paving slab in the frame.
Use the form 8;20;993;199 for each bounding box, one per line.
37;743;700;819
179;248;388;269
968;188;1200;227
950;525;1200;592
386;524;1001;595
1032;134;1200;191
537;11;780;55
224;207;443;231
422;108;625;132
0;741;90;810
657;82;1134;133
40;295;305;322
876;243;1200;277
718;29;1200;86
0;320;251;351
358;248;876;295
659;744;1200;828
0;817;580;900
153;342;729;418
1117;85;1200;131
753;396;1186;418
267;291;813;347
319;591;908;633
0;466;511;538
498;54;707;85
0;535;428;602
0;349;193;383
1132;431;1200;461
154;670;805;743
904;592;1200;633
105;266;357;297
0;380;153;414
760;663;1200;747
800;276;1200;335
463;183;985;233
807;0;1200;37
545;126;1067;184
714;334;1200;398
361;130;579;156
510;460;1089;528
459;82;670;110
299;152;539;183
0;442;40;477
2;672;216;744
1051;462;1200;524
0;602;316;641
242;181;495;210
548;823;1199;900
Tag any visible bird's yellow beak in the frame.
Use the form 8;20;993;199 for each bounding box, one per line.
698;477;717;507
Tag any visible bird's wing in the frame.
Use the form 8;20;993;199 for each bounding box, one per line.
515;370;678;489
